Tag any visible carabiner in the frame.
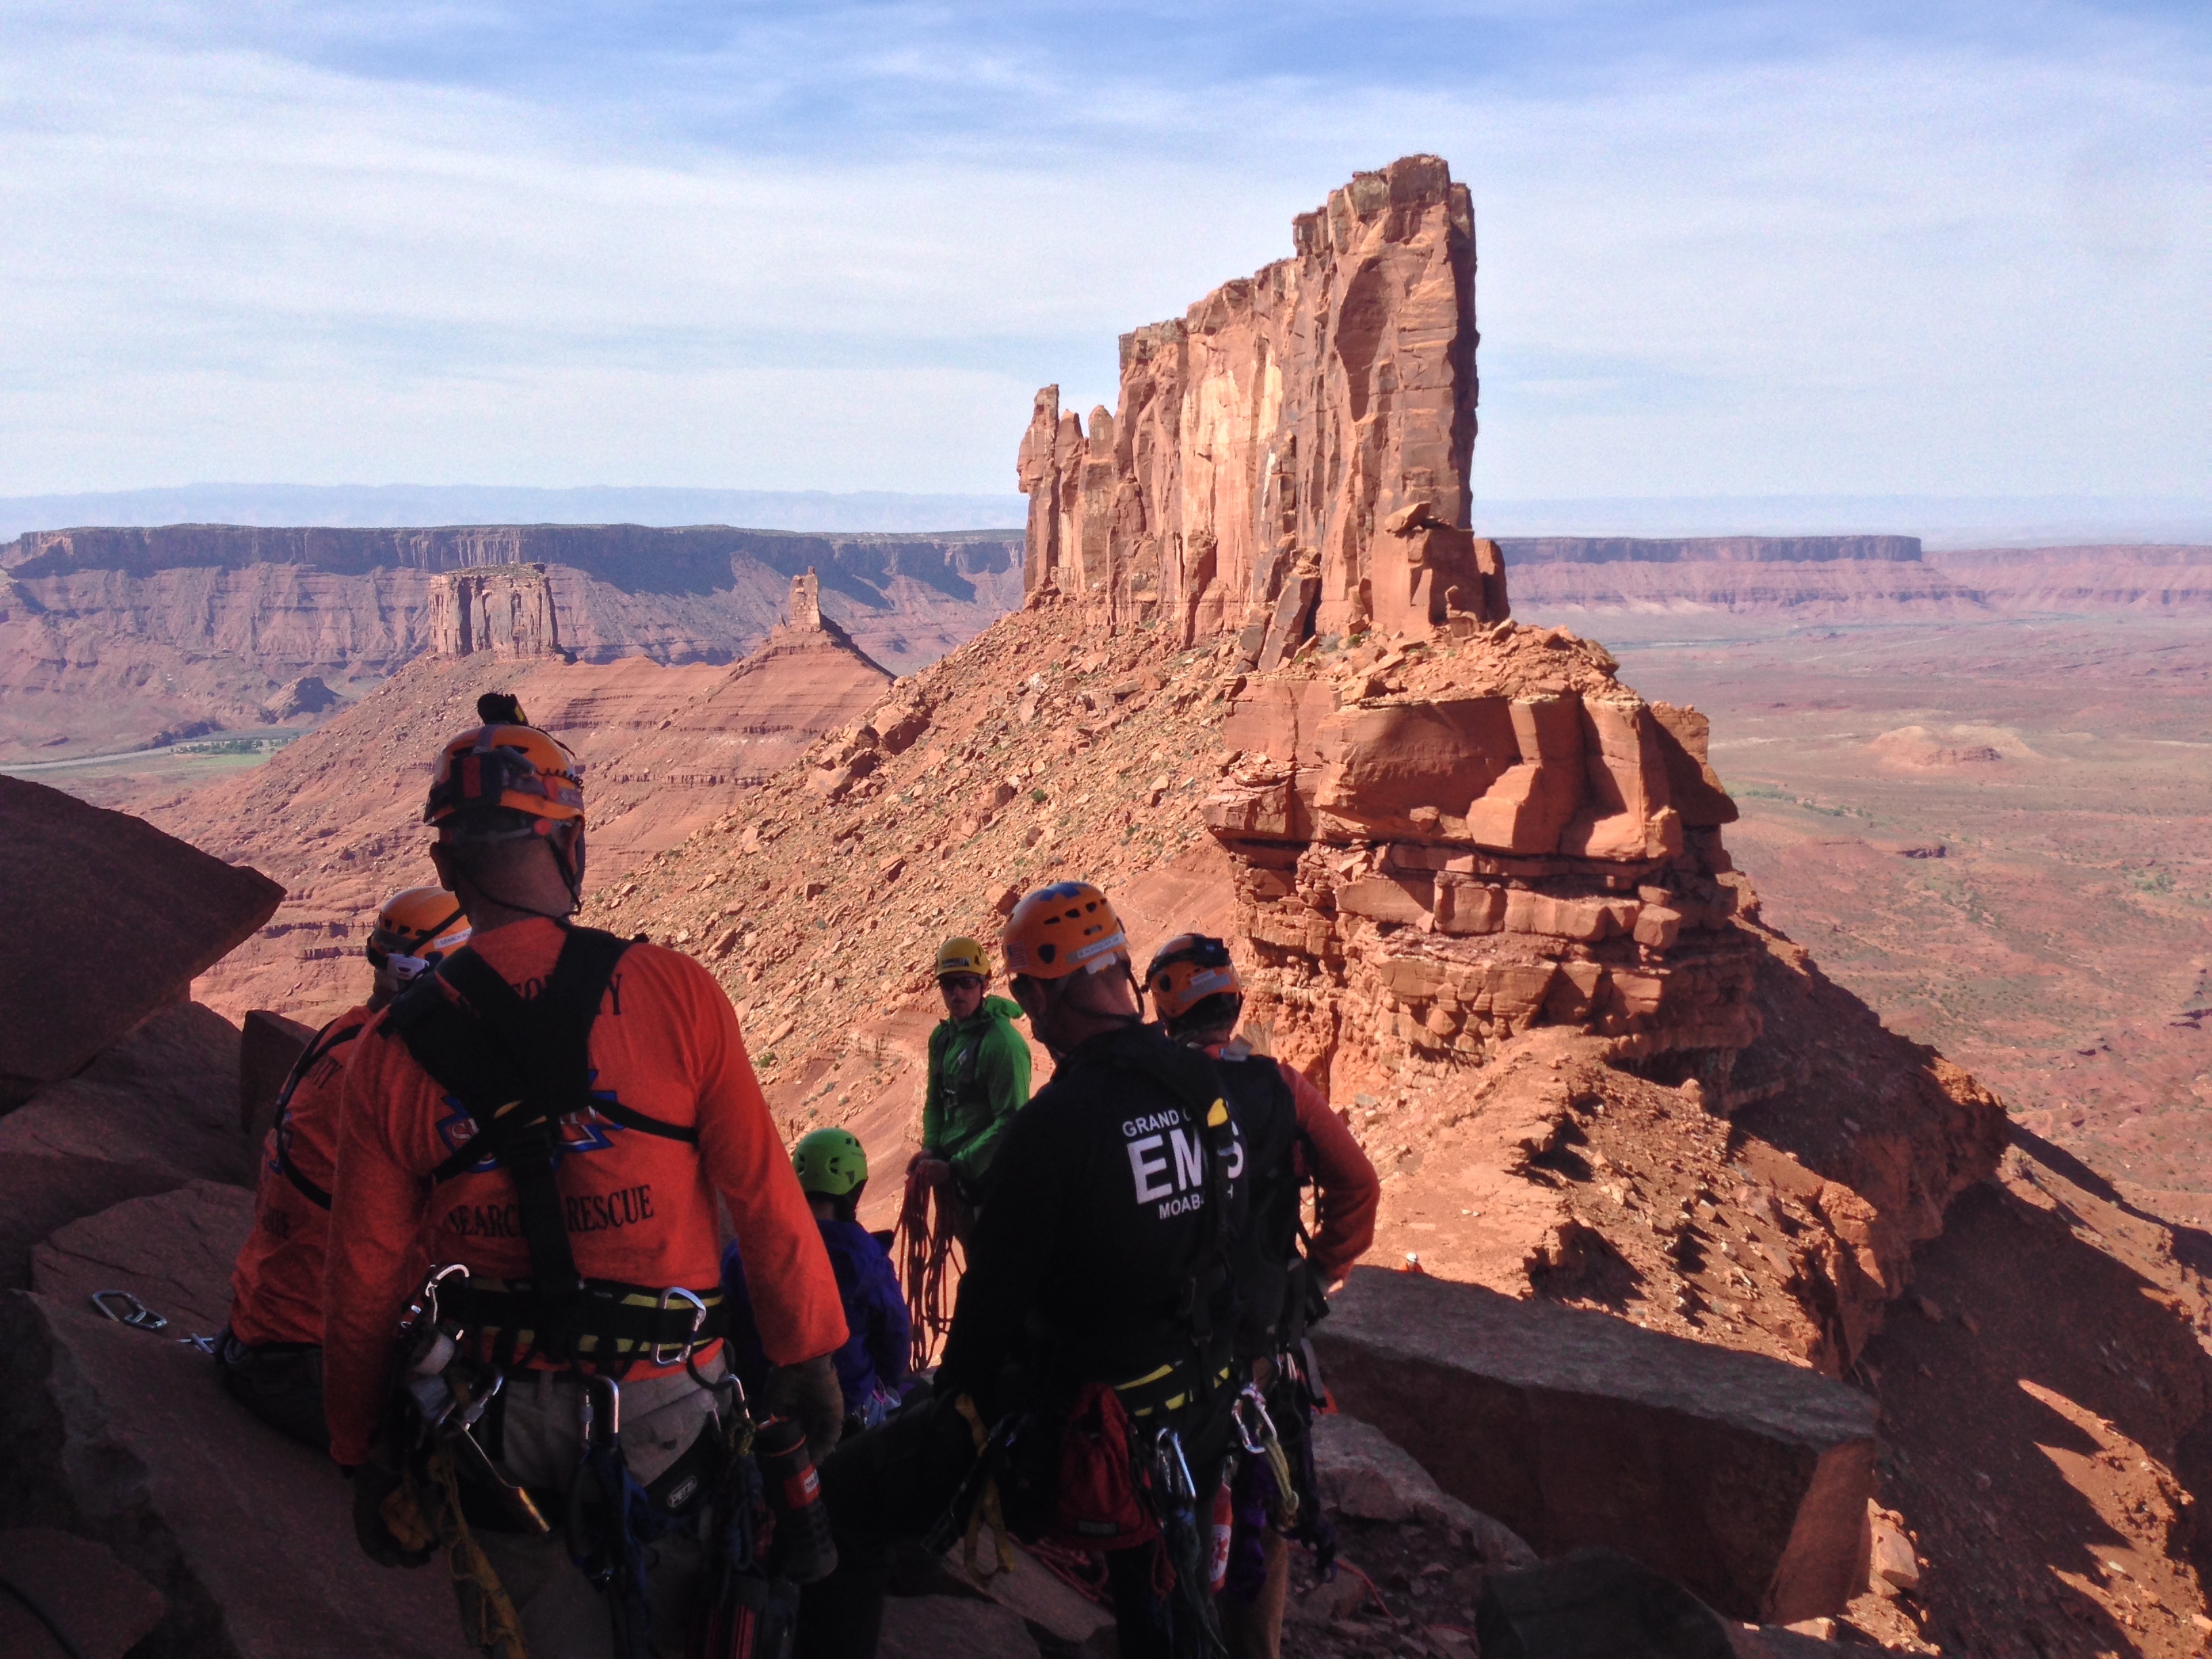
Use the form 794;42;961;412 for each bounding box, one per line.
653;1286;709;1367
404;1262;468;1332
89;1290;167;1332
582;1374;623;1450
1154;1425;1198;1506
1237;1383;1280;1449
1231;1395;1266;1457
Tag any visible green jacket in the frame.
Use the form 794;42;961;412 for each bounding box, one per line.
924;996;1032;1193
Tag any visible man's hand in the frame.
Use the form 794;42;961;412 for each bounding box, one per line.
348;1456;436;1569
912;1157;954;1185
767;1353;846;1468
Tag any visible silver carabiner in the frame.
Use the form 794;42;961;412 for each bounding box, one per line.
1231;1395;1266;1456
581;1374;622;1450
1154;1425;1198;1506
1239;1383;1280;1449
89;1290;167;1332
404;1263;469;1332
653;1286;709;1367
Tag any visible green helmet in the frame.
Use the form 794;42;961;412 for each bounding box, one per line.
792;1128;868;1197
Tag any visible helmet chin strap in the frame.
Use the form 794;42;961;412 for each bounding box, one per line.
445;827;583;923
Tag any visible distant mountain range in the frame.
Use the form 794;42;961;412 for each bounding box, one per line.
2;485;2201;547
0;484;1029;541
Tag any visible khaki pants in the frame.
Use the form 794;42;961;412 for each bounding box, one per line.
1219;1529;1291;1659
470;1364;723;1659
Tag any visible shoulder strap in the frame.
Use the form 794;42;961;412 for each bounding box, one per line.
270;1019;363;1210
388;926;678;1354
271;1015;361;1119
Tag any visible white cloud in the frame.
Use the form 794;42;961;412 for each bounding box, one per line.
0;5;2201;502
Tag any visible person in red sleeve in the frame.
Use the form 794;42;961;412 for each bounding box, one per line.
1144;933;1380;1659
219;885;469;1447
325;694;846;1658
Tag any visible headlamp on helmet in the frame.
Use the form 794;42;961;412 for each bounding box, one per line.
424;720;584;834
1144;934;1244;1026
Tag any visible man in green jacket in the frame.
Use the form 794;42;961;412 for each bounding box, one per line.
914;935;1032;1215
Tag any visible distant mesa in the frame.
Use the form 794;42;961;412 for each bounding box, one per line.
153;567;897;1018
0;520;1020;764
1499;535;1925;565
1506;535;2212;622
430;562;565;659
1868;724;2030;769
262;675;342;722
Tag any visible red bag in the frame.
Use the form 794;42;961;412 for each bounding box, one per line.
1053;1383;1158;1551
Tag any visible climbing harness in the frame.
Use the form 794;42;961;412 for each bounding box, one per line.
377;927;816;1658
384;924;729;1372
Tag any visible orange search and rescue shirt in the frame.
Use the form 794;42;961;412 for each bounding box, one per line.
323;918;845;1467
228;1004;371;1347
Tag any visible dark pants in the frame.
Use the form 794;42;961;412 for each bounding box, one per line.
214;1330;327;1451
798;1389;1221;1659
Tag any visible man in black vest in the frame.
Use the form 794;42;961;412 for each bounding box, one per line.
801;880;1250;1659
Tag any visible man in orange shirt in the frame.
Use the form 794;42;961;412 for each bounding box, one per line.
220;886;469;1447
1144;933;1379;1659
325;697;846;1658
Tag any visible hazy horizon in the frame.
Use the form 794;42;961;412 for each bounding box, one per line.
1;483;2203;551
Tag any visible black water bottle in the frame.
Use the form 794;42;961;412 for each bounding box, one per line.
753;1416;838;1584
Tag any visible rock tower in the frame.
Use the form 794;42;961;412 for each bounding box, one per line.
1016;154;1503;655
428;563;561;657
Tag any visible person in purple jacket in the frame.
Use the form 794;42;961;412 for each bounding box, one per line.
724;1128;910;1431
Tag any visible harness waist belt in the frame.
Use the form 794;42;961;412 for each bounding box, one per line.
1114;1357;1235;1420
436;1275;728;1365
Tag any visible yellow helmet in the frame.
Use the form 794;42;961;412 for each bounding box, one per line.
935;937;989;981
367;886;470;981
1001;881;1129;981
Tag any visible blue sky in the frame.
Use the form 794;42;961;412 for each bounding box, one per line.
0;2;2202;504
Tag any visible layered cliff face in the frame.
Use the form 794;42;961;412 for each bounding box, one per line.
150;573;893;1019
1018;155;1500;651
428;564;563;657
1502;537;2212;626
0;524;1020;762
1204;627;1758;1104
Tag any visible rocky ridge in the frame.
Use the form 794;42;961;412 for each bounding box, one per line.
588;158;2212;1648
149;574;893;1019
0;523;1019;762
1018;155;1493;647
1505;540;2212;625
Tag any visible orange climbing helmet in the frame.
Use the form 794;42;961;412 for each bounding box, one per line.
1001;880;1130;981
367;886;470;981
1143;934;1243;1024
424;694;584;832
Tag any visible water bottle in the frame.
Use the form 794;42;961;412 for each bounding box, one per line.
753;1416;838;1584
